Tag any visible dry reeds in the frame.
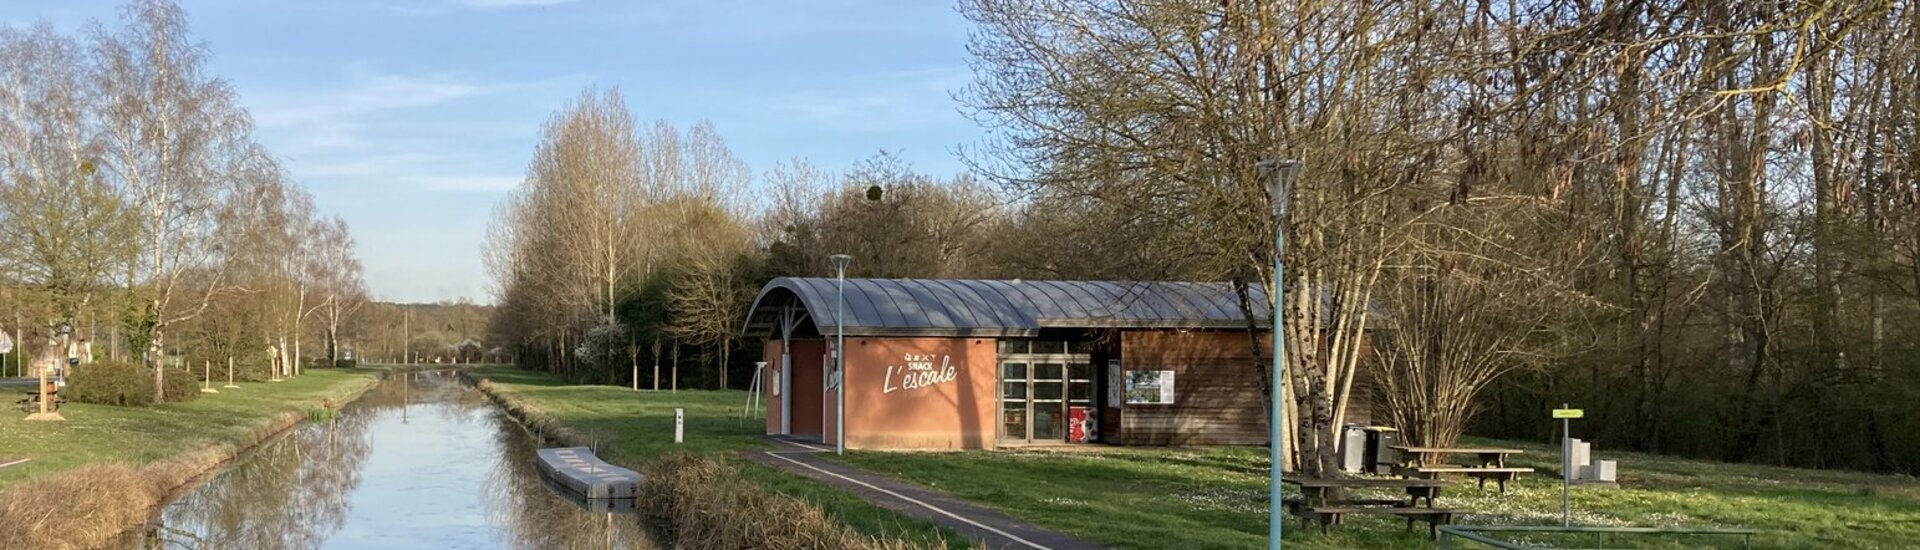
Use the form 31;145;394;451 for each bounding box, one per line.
641;453;933;550
0;391;374;549
0;464;163;550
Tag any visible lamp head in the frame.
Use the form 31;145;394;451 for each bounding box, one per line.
828;254;852;273
1258;159;1301;218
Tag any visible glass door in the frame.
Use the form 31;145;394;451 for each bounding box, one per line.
1031;363;1065;440
1067;361;1093;441
999;355;1095;443
1000;362;1028;443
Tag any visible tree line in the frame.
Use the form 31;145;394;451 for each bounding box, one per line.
488;0;1920;476
955;0;1920;476
0;0;367;401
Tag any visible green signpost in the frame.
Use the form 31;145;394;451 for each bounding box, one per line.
1556;404;1583;526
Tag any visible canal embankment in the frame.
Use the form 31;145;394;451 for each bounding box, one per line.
0;368;382;550
463;365;977;550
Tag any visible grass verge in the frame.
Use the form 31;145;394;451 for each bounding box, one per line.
0;367;382;549
830;437;1920;549
466;365;975;549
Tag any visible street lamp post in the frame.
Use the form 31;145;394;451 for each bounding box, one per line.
829;254;852;455
1258;159;1300;550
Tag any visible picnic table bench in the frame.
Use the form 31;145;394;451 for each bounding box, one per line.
1292;505;1467;538
1391;446;1535;492
1282;477;1464;538
1283;477;1448;507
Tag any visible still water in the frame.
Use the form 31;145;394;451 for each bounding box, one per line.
120;371;657;550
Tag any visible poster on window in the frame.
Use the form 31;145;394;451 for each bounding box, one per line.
1124;370;1176;404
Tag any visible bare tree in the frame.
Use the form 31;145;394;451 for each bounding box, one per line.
92;0;258;399
0;24;134;363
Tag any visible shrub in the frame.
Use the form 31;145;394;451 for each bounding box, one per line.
64;360;203;406
334;359;358;369
161;367;201;402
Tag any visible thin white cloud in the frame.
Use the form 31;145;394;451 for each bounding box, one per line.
767;68;971;133
247;72;503;158
375;0;583;15
454;0;580;7
239;69;568;197
413;175;524;192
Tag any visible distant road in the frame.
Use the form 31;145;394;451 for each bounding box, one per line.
0;377;33;390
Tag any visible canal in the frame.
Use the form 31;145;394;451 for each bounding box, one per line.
119;370;657;549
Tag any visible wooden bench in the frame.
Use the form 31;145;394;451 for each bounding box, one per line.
1295;506;1466;538
1402;466;1535;492
1283;497;1407;516
1283;477;1447;508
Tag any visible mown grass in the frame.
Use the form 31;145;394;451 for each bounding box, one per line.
468;365;1920;549
832;437;1920;550
467;365;975;549
0;367;382;490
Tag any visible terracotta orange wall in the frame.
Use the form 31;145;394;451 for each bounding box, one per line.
761;338;826;438
842;337;997;450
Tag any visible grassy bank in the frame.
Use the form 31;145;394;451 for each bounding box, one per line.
0;367;382;549
466;365;974;549
832;438;1920;549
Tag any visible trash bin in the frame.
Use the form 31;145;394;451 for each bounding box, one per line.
1362;426;1400;475
1339;425;1368;472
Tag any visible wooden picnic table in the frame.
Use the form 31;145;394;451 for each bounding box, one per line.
1282;477;1448;508
1392;446;1525;468
1390;446;1534;492
14;388;64;413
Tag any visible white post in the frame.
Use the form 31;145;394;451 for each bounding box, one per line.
746;362;766;420
1562;402;1572;527
830;254;851;455
780;352;792;434
674;408;685;444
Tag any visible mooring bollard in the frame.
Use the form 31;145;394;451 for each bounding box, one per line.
674;408;684;444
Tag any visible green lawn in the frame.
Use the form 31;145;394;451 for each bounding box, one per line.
466;366;974;549
468;365;1920;549
831;438;1920;550
0;368;382;490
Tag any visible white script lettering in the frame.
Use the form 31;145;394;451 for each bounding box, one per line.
883;354;958;394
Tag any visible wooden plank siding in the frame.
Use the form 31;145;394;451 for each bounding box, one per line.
1116;330;1374;446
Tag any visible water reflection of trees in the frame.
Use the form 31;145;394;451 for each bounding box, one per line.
119;371;656;550
482;409;657;550
127;405;374;549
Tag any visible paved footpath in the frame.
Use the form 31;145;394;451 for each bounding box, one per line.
746;439;1108;550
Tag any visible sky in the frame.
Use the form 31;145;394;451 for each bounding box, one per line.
4;0;982;304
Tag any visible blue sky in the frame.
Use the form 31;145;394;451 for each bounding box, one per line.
6;0;981;303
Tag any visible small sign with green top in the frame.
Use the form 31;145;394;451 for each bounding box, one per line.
1555;403;1581;526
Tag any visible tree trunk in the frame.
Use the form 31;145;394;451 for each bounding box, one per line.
149;330;166;403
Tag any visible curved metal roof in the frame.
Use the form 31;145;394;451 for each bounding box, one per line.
743;277;1275;338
